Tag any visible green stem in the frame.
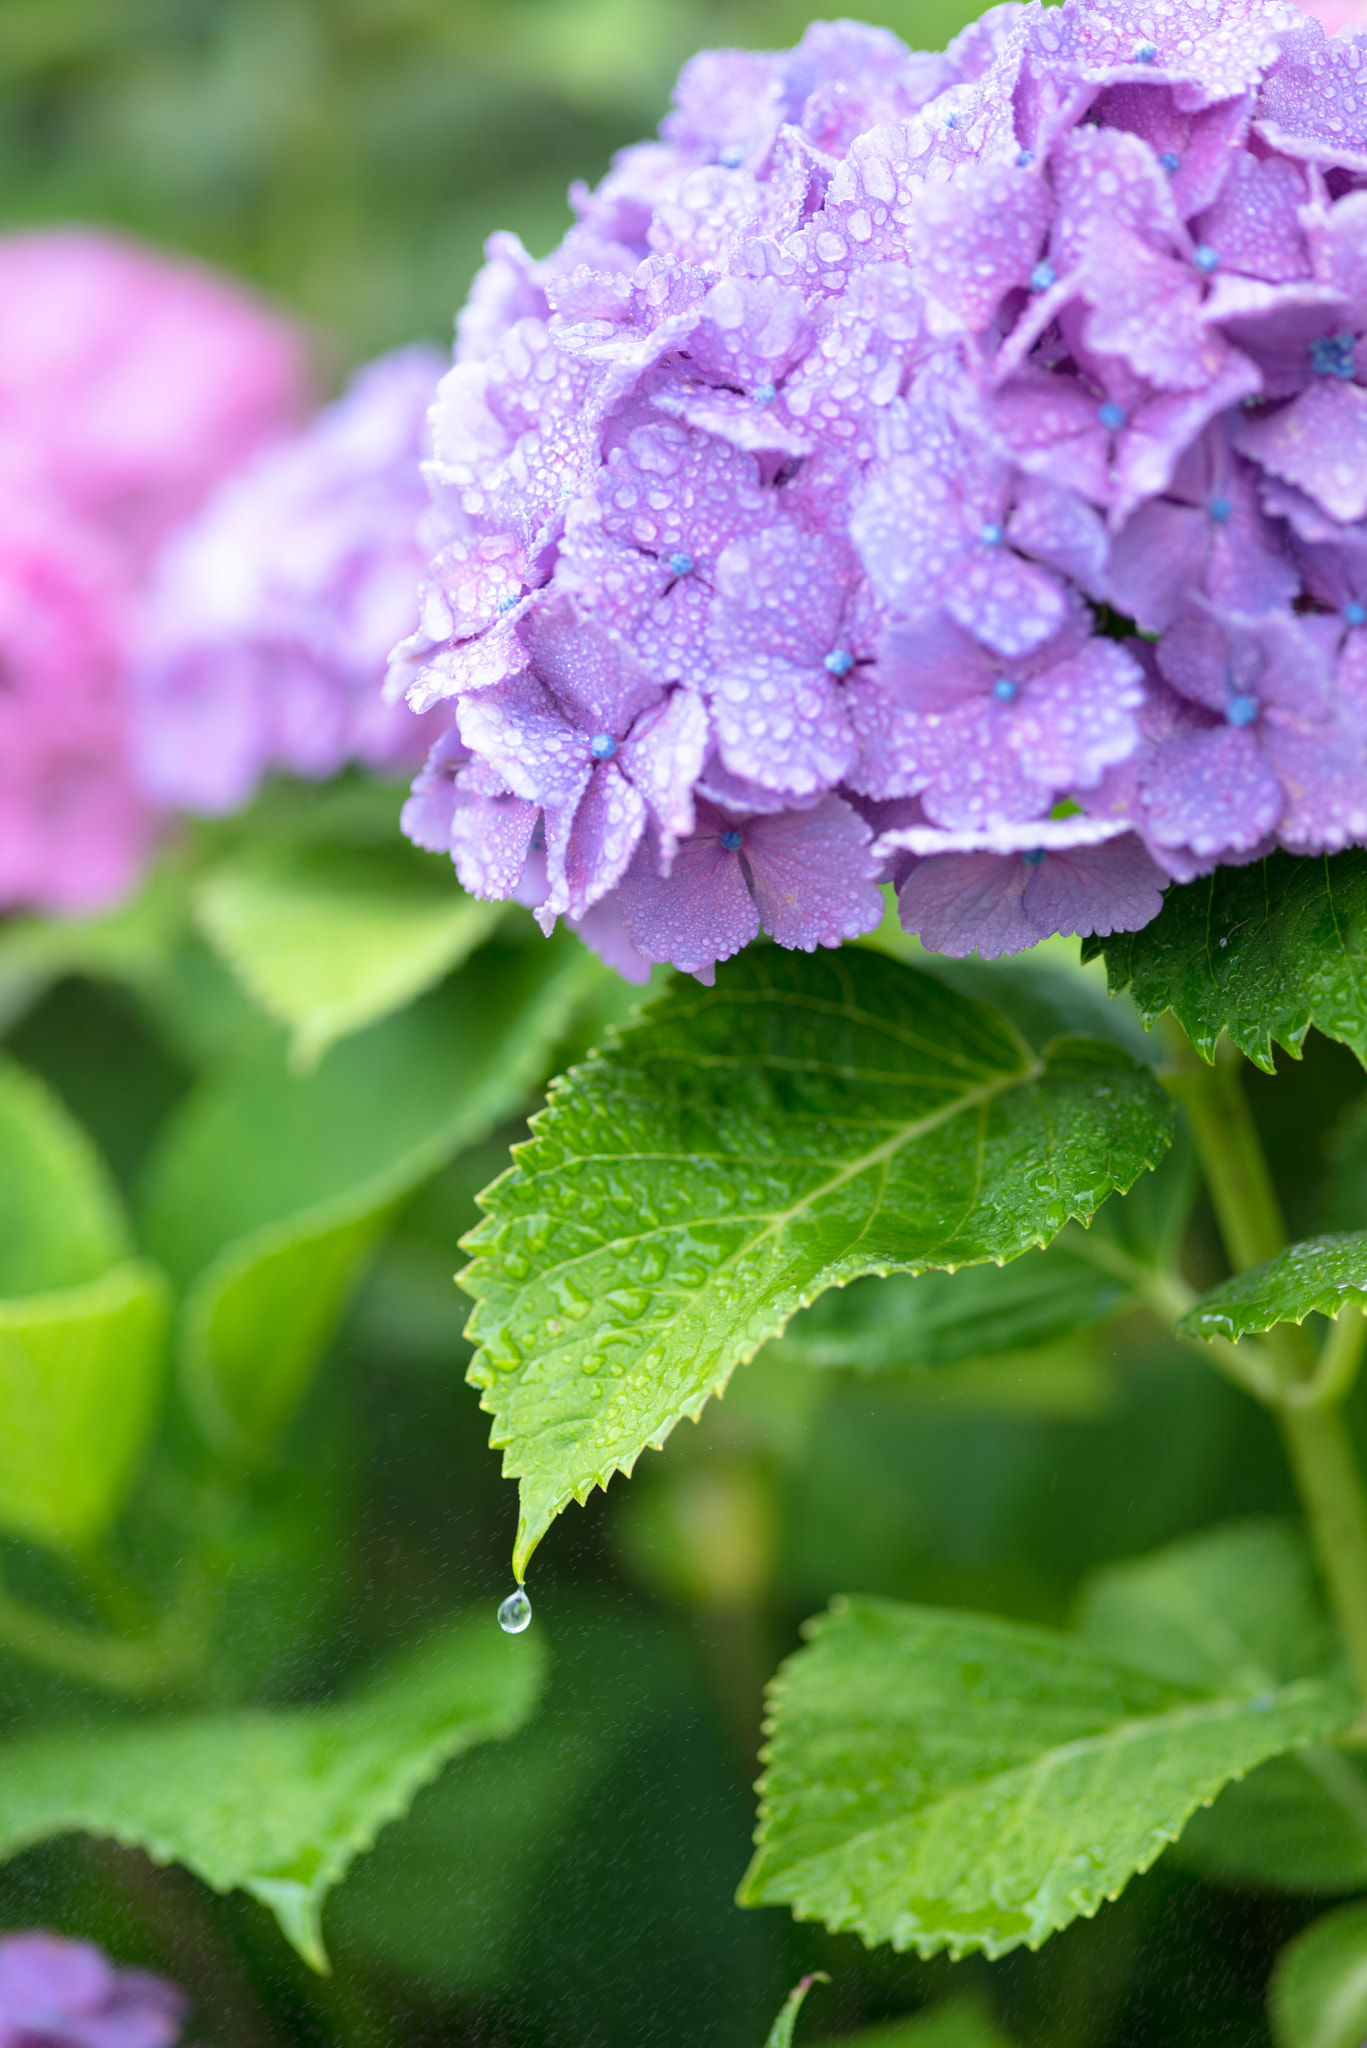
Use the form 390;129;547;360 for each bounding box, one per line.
1160;1020;1367;1708
0;1562;208;1697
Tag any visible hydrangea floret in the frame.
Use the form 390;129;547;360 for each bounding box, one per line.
396;0;1367;972
0;1931;185;2048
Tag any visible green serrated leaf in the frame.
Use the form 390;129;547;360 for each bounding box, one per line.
1076;1523;1367;1900
0;1056;129;1298
1178;1234;1367;1342
462;951;1173;1578
0;1610;543;1970
1076;1521;1337;1694
739;1595;1352;1960
142;934;600;1459
196;844;506;1069
1084;850;1367;1072
765;1972;829;2048
811;1995;1017;2048
0;1262;170;1550
1271;1902;1367;2048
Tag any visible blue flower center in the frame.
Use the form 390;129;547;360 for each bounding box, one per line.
992;676;1019;702
1022;847;1047;866
496;592;521;615
589;733;618;760
979;522;1004;547
1193;244;1219;273
1311;331;1357;380
824;648;855;676
1098;401;1127;431
1208;495;1233;524
1016;148;1035;167
1029;261;1056;292
719;828;743;851
1159;151;1181;172
1226;694;1259;726
668;551;694;576
1346;601;1367;627
1132;39;1158;60
719;145;745;168
753;383;777;403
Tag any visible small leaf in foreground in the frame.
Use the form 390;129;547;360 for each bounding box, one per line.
765;1973;829;2048
1084;850;1367;1072
0;1262;170;1551
1178;1234;1367;1343
0;1610;544;1971
196;844;505;1068
463;950;1173;1577
1270;1901;1367;2048
740;1595;1351;1959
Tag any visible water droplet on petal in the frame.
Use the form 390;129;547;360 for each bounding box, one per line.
498;1588;533;1634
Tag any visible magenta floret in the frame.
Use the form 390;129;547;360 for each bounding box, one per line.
398;0;1367;973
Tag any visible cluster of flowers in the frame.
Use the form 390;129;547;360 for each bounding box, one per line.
396;0;1367;970
0;1931;183;2048
0;229;438;917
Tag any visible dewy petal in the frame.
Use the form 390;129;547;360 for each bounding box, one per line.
1255;18;1367;176
618;805;760;977
544;756;648;922
1140;719;1284;855
743;795;885;949
449;780;541;898
1021;833;1169;936
569;891;654;985
1237;379;1367;524
519;592;662;737
897;850;1037;957
617;685;710;853
456;671;594;811
905;159;1053;332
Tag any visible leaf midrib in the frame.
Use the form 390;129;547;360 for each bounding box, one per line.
760;1676;1341;1891
483;1054;1047;1312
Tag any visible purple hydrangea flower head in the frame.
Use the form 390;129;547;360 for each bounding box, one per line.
133;347;445;814
397;0;1367;977
0;1931;186;2048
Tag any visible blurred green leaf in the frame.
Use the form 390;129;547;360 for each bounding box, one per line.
463;951;1173;1578
0;1609;544;1971
1271;1902;1367;2048
740;1593;1351;1959
0;1262;170;1550
1178;1235;1367;1342
1085;850;1367;1073
0;1055;129;1296
0;873;189;1037
1076;1521;1336;1693
141;933;600;1458
196;843;505;1068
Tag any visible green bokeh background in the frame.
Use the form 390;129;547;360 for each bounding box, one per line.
0;0;977;373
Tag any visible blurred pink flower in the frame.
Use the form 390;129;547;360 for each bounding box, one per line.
1298;0;1367;30
0;481;152;915
0;227;305;570
0;1930;185;2048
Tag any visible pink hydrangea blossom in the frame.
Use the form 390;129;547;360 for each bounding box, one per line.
0;1931;185;2048
0;229;304;570
133;347;445;814
398;0;1367;974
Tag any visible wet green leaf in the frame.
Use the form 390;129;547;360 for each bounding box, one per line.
1084;851;1367;1072
1271;1902;1367;2048
740;1593;1350;1959
1178;1233;1367;1342
0;1610;543;1972
0;1056;129;1298
462;951;1174;1577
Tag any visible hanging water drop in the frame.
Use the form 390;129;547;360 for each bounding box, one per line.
498;1587;533;1634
